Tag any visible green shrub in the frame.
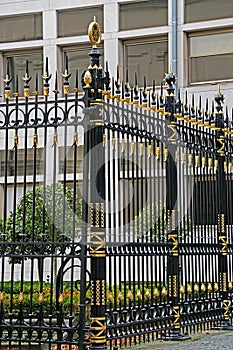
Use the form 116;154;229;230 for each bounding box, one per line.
5;184;82;269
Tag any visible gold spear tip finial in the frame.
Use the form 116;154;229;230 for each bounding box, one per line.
169;63;173;75
216;84;224;102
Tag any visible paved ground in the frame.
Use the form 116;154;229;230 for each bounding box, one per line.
124;330;233;349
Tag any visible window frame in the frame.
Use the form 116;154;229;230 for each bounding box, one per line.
0;147;45;177
3;48;44;95
57;6;104;38
185;0;233;24
58;145;84;175
119;0;168;31
60;43;104;93
0;12;43;43
188;29;233;85
122;36;168;86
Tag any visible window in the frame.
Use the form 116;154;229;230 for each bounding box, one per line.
0;13;42;43
4;51;43;94
124;37;168;86
119;0;168;31
189;31;233;83
62;45;104;89
58;6;103;37
0;148;44;177
185;0;233;23
59;146;84;174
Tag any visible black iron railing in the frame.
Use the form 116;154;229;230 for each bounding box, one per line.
0;17;233;350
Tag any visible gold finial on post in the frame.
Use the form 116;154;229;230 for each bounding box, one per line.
42;57;52;96
23;59;32;98
88;17;102;48
4;59;12;99
215;84;224;104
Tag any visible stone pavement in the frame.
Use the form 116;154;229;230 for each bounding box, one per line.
125;330;233;349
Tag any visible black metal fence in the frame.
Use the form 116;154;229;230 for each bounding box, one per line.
102;75;233;348
0;18;233;350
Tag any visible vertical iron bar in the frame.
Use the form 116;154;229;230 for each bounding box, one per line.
79;111;89;350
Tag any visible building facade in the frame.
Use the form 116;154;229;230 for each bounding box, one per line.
0;0;232;99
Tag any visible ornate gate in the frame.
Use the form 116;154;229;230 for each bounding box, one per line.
1;17;233;350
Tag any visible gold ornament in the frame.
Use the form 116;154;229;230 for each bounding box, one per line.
187;284;192;294
153;287;159;298
38;293;44;303
19;292;24;303
58;293;64;304
180;285;185;294
161;286;167;297
108;291;113;303
201;283;206;292
88;17;102;48
145;289;151;299
0;291;5;302
127;290;133;300
83;70;92;87
117;291;123;301
136;289;142;300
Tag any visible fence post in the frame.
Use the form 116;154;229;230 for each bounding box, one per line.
214;87;233;330
82;18;108;350
87;106;107;349
164;71;190;340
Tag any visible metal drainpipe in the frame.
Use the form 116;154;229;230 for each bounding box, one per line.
172;0;178;90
